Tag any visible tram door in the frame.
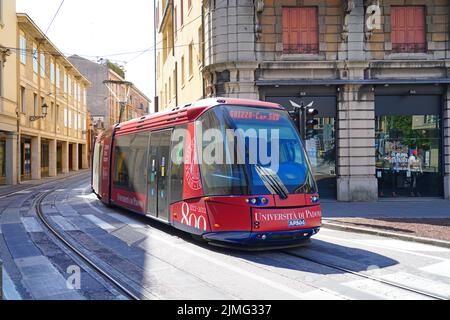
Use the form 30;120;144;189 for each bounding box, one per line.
147;130;172;221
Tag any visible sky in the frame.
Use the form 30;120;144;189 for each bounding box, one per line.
16;0;156;112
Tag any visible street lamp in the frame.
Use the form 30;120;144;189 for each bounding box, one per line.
29;102;48;122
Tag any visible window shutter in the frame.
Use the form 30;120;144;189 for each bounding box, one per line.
283;7;318;54
391;6;425;53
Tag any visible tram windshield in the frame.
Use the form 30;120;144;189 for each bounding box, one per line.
197;105;317;197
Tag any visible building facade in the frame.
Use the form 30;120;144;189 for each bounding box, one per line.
17;14;90;182
155;0;450;202
155;0;205;111
68;55;151;134
0;0;18;185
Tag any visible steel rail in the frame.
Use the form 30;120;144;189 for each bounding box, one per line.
34;186;140;301
282;250;448;301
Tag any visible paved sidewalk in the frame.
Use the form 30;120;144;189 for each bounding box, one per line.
0;170;90;197
321;199;450;218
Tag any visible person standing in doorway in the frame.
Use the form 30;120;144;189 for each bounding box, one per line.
408;150;423;197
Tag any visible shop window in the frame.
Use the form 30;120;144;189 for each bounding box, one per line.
391;6;426;53
282;7;318;54
376;114;441;197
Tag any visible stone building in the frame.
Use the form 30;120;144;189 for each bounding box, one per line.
0;0;18;185
155;0;205;111
17;13;91;181
155;0;450;201
68;55;151;133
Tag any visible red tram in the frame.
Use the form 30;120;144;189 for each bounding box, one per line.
92;98;322;249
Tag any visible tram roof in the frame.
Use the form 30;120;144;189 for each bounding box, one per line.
114;98;283;134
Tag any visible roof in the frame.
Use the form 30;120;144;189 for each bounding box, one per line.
115;97;283;135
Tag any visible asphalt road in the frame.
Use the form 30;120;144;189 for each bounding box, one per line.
1;171;450;300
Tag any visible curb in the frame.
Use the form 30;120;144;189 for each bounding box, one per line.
322;221;450;249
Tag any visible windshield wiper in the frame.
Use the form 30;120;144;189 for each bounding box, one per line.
255;165;289;200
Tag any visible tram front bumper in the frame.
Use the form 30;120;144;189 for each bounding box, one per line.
202;227;320;249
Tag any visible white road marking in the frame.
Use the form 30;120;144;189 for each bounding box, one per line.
49;216;79;231
381;272;450;298
83;214;116;231
420;261;450;279
144;232;337;300
21;217;44;233
342;278;431;300
318;232;450;263
2;270;22;300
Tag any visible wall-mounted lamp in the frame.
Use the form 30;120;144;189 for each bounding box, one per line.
30;103;48;122
409;89;417;95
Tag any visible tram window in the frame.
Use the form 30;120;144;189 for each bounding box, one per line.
170;125;186;204
198;109;248;196
114;133;149;195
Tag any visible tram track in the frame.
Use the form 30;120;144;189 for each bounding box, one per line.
32;176;141;301
281;250;448;300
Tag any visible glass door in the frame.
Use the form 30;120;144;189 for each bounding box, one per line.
147;130;172;221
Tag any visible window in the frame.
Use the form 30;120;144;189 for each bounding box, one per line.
181;55;185;86
113;133;149;201
20;35;27;64
174;6;178;39
155;3;159;27
169;76;172;102
198;26;204;65
391;6;426;53
78;114;81;130
74;111;78;130
68;110;72;128
180;0;184;26
40;53;46;77
188;42;194;77
83;88;87;105
64;73;68;93
33;93;38;115
41;97;45;115
33;45;38;73
50;102;54;120
64;108;68;127
20;86;26;113
56;65;60;88
170;125;186;203
68;77;72;95
282;7;319;54
50;61;55;84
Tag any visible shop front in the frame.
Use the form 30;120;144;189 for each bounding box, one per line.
265;95;337;199
375;94;443;198
21;137;32;181
41;140;50;178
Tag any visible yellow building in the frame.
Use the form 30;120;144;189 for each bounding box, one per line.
0;0;18;185
107;67;151;125
17;13;90;181
155;0;204;111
